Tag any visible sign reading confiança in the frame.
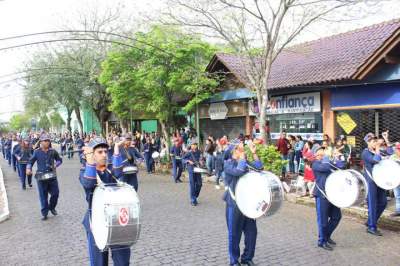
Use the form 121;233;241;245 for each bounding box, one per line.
267;92;321;114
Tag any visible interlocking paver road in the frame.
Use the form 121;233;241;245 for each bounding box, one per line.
0;157;399;266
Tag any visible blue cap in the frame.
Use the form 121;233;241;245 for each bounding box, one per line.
39;134;50;141
364;133;376;143
88;137;108;149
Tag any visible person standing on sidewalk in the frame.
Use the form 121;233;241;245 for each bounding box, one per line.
26;133;63;220
14;138;33;190
170;138;184;183
205;137;216;176
276;131;289;179
362;132;393;236
224;141;263;266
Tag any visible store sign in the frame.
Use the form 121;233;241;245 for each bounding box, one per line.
267;92;321;114
209;102;228;120
337;113;357;134
269;132;324;141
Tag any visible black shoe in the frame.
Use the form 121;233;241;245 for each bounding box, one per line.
41;216;48;221
177;179;183;183
318;243;333;251
28;184;32;187
50;209;58;216
241;260;256;266
390;212;400;217
22;186;26;190
364;221;368;227
366;228;382;236
327;238;336;246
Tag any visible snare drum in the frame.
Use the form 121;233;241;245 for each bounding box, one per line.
122;166;138;175
325;169;368;208
193;167;208;174
36;171;57;181
234;171;284;219
152;152;160;159
91;182;141;251
372;159;400;190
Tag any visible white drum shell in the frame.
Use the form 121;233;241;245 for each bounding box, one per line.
235;171;284;219
152;152;160;159
123;166;138;175
325;169;368;208
372;159;400;190
91;183;141;250
193;167;208;174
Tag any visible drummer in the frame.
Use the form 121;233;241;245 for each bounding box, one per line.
79;137;132;265
170;138;183;183
182;139;203;206
362;132;393;236
118;133;143;191
312;147;345;251
224;141;262;266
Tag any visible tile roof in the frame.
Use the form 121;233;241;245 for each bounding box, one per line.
210;19;400;90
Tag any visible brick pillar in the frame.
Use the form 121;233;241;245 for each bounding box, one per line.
322;90;335;140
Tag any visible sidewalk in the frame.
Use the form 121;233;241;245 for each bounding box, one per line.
0;166;10;223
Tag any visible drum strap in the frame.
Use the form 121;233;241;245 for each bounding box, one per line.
225;186;236;201
314;183;329;200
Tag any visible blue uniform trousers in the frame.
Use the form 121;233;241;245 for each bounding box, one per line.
37;179;59;217
144;154;153;173
86;229;130;266
172;159;183;181
315;196;341;245
12;155;17;172
366;179;387;230
121;174;139;192
18;164;32;189
226;204;257;265
188;169;202;204
6;149;11;165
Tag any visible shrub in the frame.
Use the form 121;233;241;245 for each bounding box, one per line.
245;144;287;176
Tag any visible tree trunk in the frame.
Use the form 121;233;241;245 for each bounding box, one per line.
160;121;170;161
74;107;84;136
66;108;73;132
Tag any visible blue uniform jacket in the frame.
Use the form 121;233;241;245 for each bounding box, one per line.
170;145;183;159
312;157;345;198
14;146;33;164
120;146;143;167
27;148;62;173
79;153;123;231
223;158;263;206
182;149;202;171
12;144;20;157
4;139;11;150
361;147;393;180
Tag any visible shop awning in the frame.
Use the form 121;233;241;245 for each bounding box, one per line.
204;88;255;103
331;83;400;110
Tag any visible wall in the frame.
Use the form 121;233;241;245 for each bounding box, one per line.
322;90;335;139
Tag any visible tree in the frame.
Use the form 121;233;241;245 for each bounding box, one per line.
100;26;218;148
9;113;31;131
49;112;66;130
162;0;382;142
38;115;51;131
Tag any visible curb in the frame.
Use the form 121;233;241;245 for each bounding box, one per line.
286;193;400;231
0;166;10;223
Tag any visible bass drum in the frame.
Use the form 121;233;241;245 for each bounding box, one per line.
372;159;400;190
91;182;141;251
235;171;284;219
325;169;368;208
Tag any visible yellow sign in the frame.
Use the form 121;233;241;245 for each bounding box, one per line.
346;136;356;147
337;113;357;134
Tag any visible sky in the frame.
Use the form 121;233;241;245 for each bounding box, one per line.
0;0;399;121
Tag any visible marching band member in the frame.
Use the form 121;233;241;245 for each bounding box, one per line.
182;140;203;206
26;134;63;220
223;141;262;266
79;137;131;265
14;138;33;190
362;132;393;236
312;147;346;251
170;138;184;183
119;133;143;191
143;137;155;174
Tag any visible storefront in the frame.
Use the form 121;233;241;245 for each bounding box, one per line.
266;92;323;140
331;83;400;158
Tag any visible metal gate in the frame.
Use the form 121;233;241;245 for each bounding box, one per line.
200;117;245;141
378;109;400;143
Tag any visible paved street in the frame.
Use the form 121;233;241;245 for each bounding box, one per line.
0;157;399;266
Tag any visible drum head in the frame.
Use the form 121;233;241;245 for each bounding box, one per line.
235;171;283;219
372;159;400;190
326;170;360;208
91;186;108;250
152;152;160;159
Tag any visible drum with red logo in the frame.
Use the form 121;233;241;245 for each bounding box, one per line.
91;182;141;250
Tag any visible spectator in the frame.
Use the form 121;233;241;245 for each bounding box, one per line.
288;135;296;175
294;135;304;174
276;131;289;178
322;140;333;158
342;138;352;166
214;138;225;190
205;137;216;176
303;159;315;197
